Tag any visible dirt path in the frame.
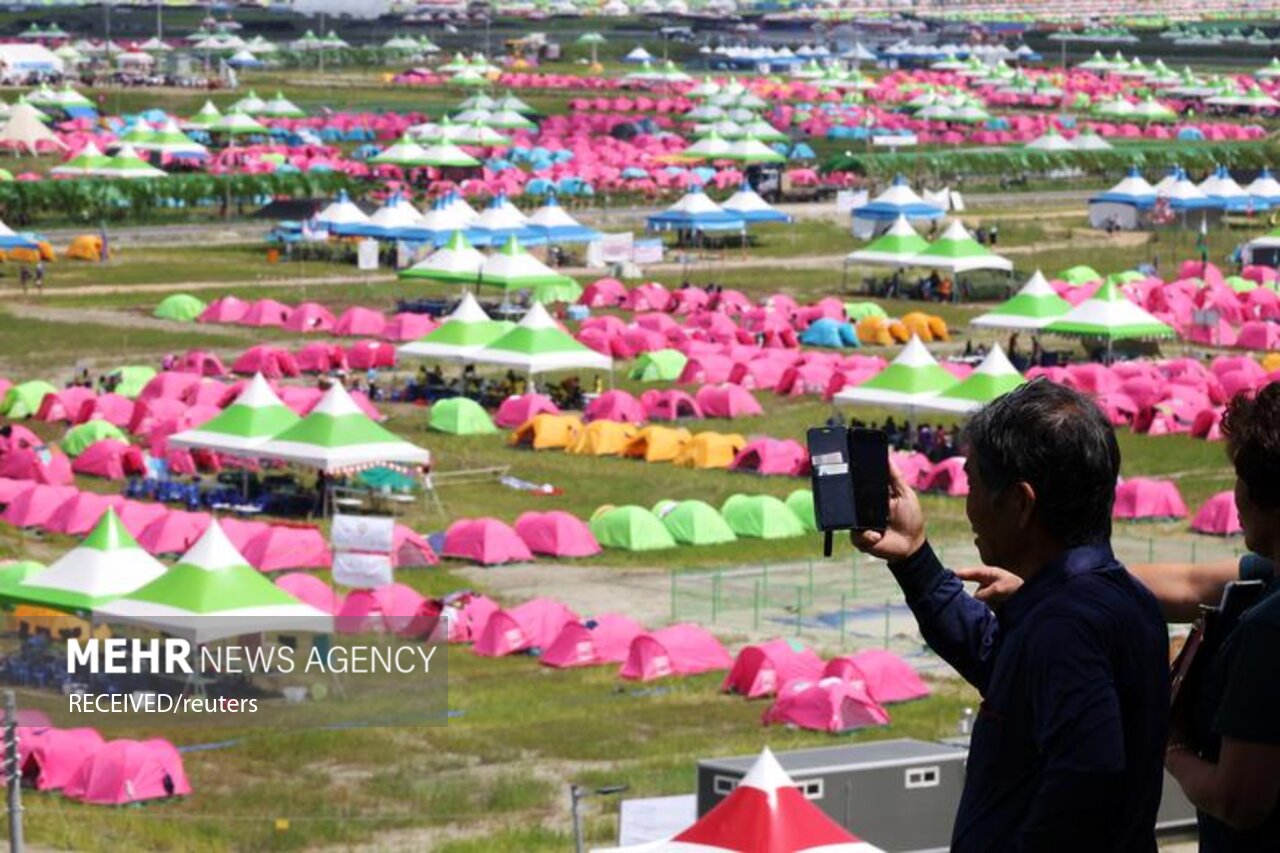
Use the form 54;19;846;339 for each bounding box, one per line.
4;302;256;336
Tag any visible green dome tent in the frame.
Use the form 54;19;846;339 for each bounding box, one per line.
62;420;128;457
429;397;497;435
784;489;817;532
590;505;676;551
153;293;208;323
106;366;158;399
720;494;806;539
0;380;56;418
845;301;890;322
659;499;738;545
628;349;688;382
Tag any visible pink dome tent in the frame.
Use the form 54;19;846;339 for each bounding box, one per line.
1113;478;1189;520
442;518;534;565
0;478;33;506
540;613;644;669
34;387;95;423
62;738;191;805
642;389;704;421
75;393;133;428
1192;491;1243;536
392;525;438;567
198;296;249;324
763;677;892;734
695;384;764;419
71;439;146;481
0;447;74;486
238;299;293;328
178;351;227;378
513;510;601;558
1;484;77;528
730;438;808;477
44;492;125;537
242;526;331;572
115;500;169;539
336;583;432;637
581;278;628;307
22;727;104;791
139;372;202;403
295;342;349;374
231;345;300;378
0;424;40;452
495;394;560;430
137;510;211;556
275;573;344;615
433;592;501;643
382;312;437;342
335;307;388;337
283;302;336;333
584;390;646;424
346;341;397;370
473;597;580;657
619;624;733;681
919;456;969;496
723;638;824;699
823;649;931;704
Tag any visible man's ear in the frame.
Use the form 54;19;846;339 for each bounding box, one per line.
1011;481;1037;530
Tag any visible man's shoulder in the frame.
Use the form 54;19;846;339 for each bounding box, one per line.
1037;563;1163;628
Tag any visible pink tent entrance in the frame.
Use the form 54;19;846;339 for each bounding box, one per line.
442;518;533;565
44;492;124;537
763;677;891;733
513;511;601;558
1113;478;1189;521
823;649;931;704
695;384;764;419
34;387;95;423
1192;491;1242;535
62;738;191;805
336;583;433;637
661;747;885;851
619;624;733;681
283;302;336;333
275;573;344;615
473;597;580;657
0;447;74;486
1;484;77;528
239;299;293;328
242;526;331;572
540;613;644;669
22;728;104;791
723;638;824;699
584;389;646;424
730;438;808;477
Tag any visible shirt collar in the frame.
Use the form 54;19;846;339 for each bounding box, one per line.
1001;542;1118;629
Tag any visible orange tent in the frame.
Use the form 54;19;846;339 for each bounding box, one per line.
900;312;935;342
623;426;692;462
509;414;583;450
65;235;106;262
855;317;894;346
673;432;746;469
567;420;637;456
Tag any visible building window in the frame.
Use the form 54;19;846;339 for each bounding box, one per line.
905;766;940;789
798;779;824;800
713;775;738;796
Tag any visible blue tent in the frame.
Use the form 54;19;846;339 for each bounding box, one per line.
1176;127;1205;142
851;175;945;222
799;318;858;348
466;195;547;247
526;195;603;244
646;188;746;233
1088;166;1157;210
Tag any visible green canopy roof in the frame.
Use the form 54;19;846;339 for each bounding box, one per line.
833;335;957;407
397;293;515;361
168;373;300;455
477;236;578;292
471;302;611;374
918;344;1026;414
970;270;1072;331
1044;280;1176;340
94;521;331;644
4;509;167;614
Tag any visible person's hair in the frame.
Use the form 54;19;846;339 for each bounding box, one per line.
1222;382;1280;510
962;379;1120;546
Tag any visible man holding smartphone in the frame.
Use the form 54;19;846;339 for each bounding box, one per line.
853;380;1169;852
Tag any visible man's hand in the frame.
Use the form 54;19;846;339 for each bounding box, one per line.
955;566;1024;608
852;464;926;563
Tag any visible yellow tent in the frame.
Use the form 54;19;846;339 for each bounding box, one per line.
567;420;637;456
66;235;106;262
509;414;584;450
901;312;935;342
624;426;692;462
11;606;110;641
673;432;746;469
927;315;949;341
856;316;894;346
887;320;910;343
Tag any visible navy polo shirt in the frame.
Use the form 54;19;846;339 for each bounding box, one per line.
889;541;1169;852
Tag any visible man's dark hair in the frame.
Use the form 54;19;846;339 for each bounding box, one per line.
962;379;1120;546
1222;381;1280;510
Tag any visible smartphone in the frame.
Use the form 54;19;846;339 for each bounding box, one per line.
849;428;890;532
807;426;857;533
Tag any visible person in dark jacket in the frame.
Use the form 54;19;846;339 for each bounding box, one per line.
854;379;1168;852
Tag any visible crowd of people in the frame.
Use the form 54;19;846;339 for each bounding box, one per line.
825;411;961;463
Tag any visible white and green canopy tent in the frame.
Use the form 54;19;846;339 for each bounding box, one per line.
399;230;484;283
723;136;786;164
470;302;612;374
49;141;112;177
418;142;481;169
3;509;167;614
970;270;1072;330
183;100;223;130
260;91;305;119
133;119;207;158
370;135;435;168
916;344;1026;414
397;293;515;361
117;117;155;147
252;383;431;474
96;144;167;179
477;235;578;294
906;220;1012;274
680;130;732;160
833;335;958;407
845;215;930;267
208;109;269;137
168;373;300;455
1044;280;1176;347
230;90;267;114
94;521;332;645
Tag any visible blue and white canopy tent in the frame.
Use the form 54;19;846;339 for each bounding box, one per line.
720;181;793;223
646;187;747;234
1087;166;1157;229
526;196;603;244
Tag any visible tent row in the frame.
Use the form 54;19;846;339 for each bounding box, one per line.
15;721;190;806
